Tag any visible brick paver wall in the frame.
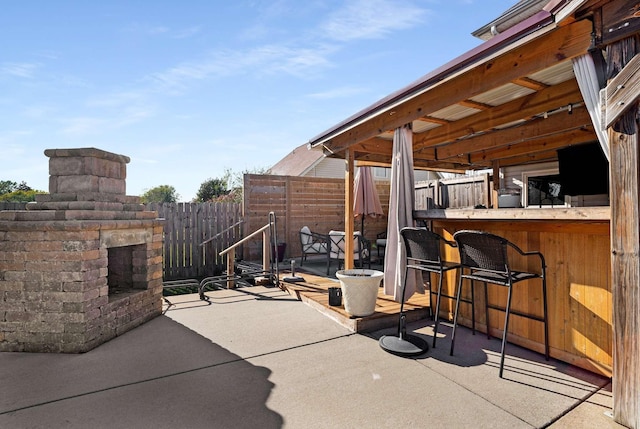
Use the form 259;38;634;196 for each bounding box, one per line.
0;148;163;353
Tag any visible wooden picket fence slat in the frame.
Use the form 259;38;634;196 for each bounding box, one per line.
146;202;242;281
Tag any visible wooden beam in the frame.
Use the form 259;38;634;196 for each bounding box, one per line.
352;137;393;157
492;149;559;167
468;125;595;164
320;19;593;154
606;37;640;429
435;106;592;160
413;78;582;148
492;160;500;209
601;53;640;129
610;132;640;429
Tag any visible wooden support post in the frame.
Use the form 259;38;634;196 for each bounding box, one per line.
262;230;270;273
344;148;355;269
227;247;235;289
605;37;640;429
492;160;500;209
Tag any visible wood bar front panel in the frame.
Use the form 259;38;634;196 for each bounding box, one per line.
432;219;612;376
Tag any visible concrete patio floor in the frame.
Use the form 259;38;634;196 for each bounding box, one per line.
0;285;623;428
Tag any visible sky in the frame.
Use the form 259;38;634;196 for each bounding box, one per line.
1;0;518;201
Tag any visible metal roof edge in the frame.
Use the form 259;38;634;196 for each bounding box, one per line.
472;0;549;40
308;10;555;148
544;0;589;22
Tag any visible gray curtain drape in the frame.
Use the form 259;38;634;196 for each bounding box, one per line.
572;53;609;161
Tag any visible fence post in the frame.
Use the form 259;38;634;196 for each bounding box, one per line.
227;247;235;289
263;230;270;273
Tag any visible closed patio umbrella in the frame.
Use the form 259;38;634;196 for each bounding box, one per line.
379;124;428;356
353;165;384;236
383;125;423;301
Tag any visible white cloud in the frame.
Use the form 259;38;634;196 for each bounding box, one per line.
320;0;428;42
148;43;335;93
1;62;40;78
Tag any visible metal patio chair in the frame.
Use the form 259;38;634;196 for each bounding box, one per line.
326;230;370;275
451;230;549;378
299;226;328;266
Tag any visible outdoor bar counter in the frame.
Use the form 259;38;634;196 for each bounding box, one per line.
414;207;612;376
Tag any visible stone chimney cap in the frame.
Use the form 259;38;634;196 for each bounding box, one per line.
44;147;130;164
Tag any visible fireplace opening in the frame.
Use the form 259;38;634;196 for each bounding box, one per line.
107;244;147;300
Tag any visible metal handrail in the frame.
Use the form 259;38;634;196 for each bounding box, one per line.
199;220;244;246
219;223;270;256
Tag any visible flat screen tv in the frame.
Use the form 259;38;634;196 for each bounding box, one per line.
557;142;609;196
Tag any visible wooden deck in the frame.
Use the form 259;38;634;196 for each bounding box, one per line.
278;270;432;333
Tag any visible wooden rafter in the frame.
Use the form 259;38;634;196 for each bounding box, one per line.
412;78;583;149
466;124;595;164
430;106;592;160
417;116;450;125
458;100;493;110
512;76;549;91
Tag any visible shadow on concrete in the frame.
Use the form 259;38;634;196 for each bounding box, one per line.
0;316;283;428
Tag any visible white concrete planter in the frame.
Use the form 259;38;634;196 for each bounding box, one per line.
336;269;383;317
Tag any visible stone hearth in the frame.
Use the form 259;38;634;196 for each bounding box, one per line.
0;148;163;352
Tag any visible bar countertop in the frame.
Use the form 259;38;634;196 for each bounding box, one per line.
414;207;610;221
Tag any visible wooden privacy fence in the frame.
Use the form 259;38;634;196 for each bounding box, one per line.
415;174;491;210
146;202;242;281
243;174;390;262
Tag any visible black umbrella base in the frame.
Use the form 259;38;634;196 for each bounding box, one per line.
379;334;428;357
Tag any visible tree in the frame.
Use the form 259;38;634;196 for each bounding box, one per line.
0;180;42;201
140;185;180;203
195;178;228;202
215;166;269;203
0;180;18;195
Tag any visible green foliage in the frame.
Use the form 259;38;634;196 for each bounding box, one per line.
195;178;228;202
140;185;180;203
0;189;44;202
193;167;270;203
0;180;43;201
224;166;269;191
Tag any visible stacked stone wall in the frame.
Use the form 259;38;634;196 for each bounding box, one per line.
0;148;164;353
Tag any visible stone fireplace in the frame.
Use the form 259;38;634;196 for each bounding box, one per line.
0;148;163;352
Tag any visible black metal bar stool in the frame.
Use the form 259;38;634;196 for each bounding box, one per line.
450;230;549;378
379;227;460;356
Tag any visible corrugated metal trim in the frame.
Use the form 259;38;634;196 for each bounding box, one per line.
471;83;536;106
412;120;441;134
528;60;575;85
430;104;481;122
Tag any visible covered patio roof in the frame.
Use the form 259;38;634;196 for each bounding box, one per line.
308;1;599;172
